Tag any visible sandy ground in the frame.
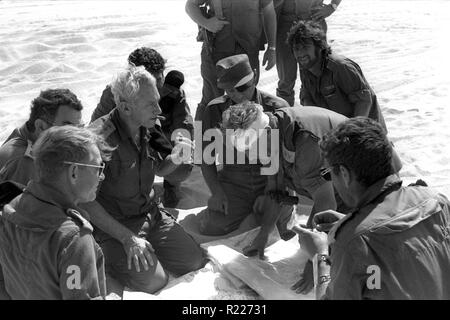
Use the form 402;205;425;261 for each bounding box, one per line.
0;0;449;299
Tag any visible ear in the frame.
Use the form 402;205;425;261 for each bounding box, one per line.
34;119;50;136
339;165;351;188
118;101;132;115
67;164;78;185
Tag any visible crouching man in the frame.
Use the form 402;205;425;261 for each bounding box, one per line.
294;117;450;299
0;126;114;299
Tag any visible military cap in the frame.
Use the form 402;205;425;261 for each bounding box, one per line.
216;54;254;89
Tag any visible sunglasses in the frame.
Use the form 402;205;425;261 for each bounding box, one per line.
63;161;106;177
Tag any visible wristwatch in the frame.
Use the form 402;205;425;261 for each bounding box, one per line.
329;3;338;11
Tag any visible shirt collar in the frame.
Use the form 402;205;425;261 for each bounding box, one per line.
26;180;76;212
327;174;403;244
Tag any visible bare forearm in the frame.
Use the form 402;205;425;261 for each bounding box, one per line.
262;2;277;47
185;0;209;28
315;252;331;299
80;201;134;243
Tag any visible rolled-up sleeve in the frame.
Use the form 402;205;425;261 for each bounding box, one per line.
334;60;372;108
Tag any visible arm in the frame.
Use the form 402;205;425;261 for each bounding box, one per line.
156;135;194;176
307;182;337;227
80;201;135;244
185;0;229;33
169;89;195;139
80;201;156;273
262;1;277;70
311;0;342;20
336;60;373;118
59;232;106;300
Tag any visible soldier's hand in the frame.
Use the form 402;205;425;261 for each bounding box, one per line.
243;230;269;259
313;210;345;232
293;225;328;260
171;133;194;165
262;48;276;71
205;17;229;33
207;190;229;215
291;260;314;294
123;235;155;272
311;4;335;20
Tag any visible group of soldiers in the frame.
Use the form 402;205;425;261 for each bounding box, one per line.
0;0;449;300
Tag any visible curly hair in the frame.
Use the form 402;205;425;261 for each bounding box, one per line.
26;88;83;133
33;125;115;182
128;47;166;74
320;117;392;187
222;101;263;131
286;20;331;55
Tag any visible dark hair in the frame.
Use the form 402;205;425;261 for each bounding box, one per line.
26;88;83;132
128;47;166;74
286;20;331;55
320;117;392;187
33;125;115;182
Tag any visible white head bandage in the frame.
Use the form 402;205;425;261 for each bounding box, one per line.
231;112;270;152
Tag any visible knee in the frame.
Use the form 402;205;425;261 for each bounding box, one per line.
127;268;169;294
174;246;207;276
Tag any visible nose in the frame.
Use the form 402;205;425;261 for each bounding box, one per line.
155;103;162;115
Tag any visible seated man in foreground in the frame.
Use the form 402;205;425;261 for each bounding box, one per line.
86;65;205;296
0;88;84;185
0;126;113;299
198;54;290;237
91;47;194;207
295;117;450;299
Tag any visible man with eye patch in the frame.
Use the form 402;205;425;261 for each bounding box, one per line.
287;20;388;132
197;54;290;237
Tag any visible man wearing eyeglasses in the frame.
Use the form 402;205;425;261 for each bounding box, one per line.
293;118;450;299
0;126;115;299
0;88;84;186
197;54;289;238
85;65;204;297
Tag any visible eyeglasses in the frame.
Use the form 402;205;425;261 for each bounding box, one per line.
63;161;105;177
320;167;333;181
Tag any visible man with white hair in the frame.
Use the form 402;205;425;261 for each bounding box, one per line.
85;65;205;296
0;126;113;299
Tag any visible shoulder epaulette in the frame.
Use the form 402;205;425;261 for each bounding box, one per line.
66;208;94;233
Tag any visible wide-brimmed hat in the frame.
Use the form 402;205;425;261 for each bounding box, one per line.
216;54;254;90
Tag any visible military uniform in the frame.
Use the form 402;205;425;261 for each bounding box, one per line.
198;89;290;235
275;0;328;106
269;106;350;212
326;175;450;299
0;181;106;299
89;109;204;291
194;0;273;121
300;53;387;131
0;124;36;185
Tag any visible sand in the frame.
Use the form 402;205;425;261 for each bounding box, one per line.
1;0;449;299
